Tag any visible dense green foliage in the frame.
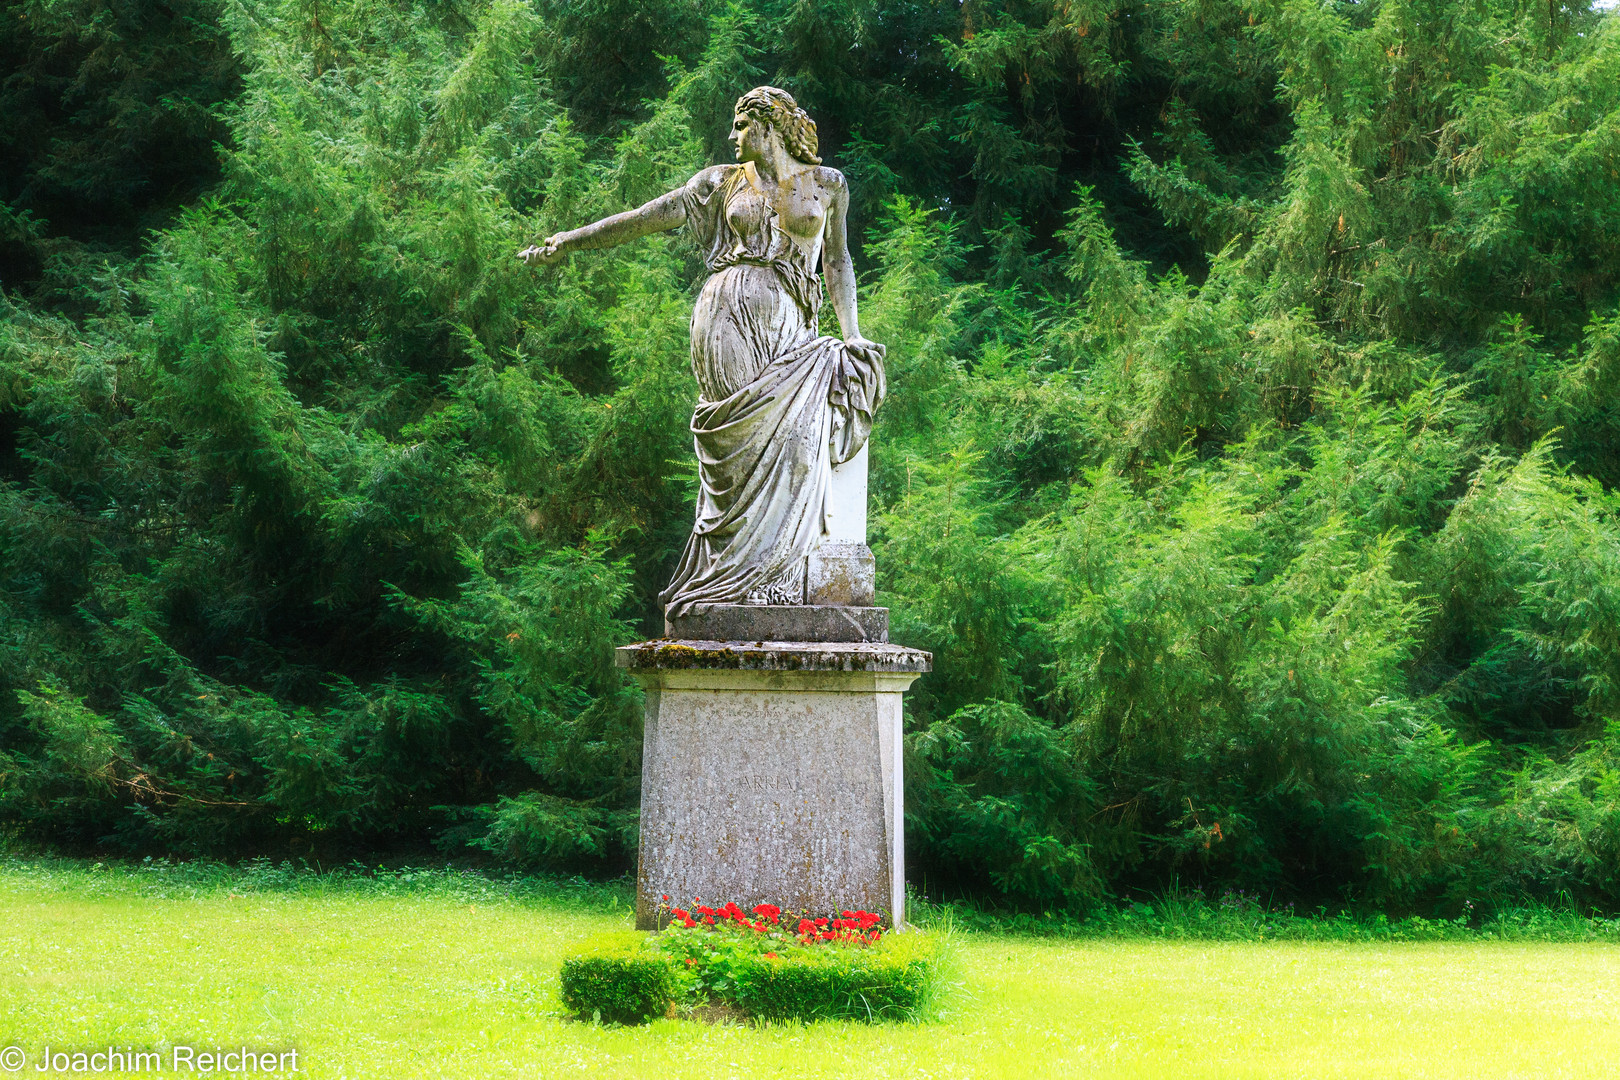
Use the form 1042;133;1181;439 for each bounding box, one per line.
0;0;239;301
3;0;1620;916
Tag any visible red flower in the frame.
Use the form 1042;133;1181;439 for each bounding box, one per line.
764;951;779;959
661;894;671;902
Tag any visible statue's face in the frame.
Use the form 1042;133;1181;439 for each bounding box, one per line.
729;109;773;164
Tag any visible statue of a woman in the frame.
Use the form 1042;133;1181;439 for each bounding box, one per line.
520;86;886;617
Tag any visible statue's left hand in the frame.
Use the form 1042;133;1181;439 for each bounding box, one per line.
844;335;886;362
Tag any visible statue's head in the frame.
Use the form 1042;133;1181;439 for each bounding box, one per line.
730;86;821;166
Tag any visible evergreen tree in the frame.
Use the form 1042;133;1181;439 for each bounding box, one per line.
2;0;1619;913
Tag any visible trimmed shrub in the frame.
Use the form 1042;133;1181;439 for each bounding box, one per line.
556;905;950;1025
558;933;676;1025
732;934;942;1023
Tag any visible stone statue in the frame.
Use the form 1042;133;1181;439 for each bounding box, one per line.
519;86;885;618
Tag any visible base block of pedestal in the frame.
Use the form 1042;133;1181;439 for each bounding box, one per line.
664;603;887;643
617;640;930;929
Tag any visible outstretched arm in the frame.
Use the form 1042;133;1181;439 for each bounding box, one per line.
821;176;880;352
518;187;687;266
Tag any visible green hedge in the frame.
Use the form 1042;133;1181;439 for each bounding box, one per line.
558;933;676;1025
558;930;946;1025
732;945;937;1023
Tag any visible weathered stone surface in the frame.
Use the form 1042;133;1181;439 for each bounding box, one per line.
806;540;876;606
623;641;930;929
619;639;926;673
661;603;888;643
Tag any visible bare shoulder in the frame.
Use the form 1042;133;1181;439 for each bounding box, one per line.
814;166;848;194
686;164;736;197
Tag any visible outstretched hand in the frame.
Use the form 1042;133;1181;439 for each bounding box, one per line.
517;234;568;267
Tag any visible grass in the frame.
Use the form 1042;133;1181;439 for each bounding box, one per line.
3;858;1619;1078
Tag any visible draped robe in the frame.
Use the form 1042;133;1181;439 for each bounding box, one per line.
659;164;885;617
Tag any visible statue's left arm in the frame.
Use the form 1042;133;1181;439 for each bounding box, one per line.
821;171;883;356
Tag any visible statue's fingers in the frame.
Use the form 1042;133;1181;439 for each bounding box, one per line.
848;339;884;362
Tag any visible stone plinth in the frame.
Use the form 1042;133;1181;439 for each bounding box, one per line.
618;640;930;929
664;603;888;643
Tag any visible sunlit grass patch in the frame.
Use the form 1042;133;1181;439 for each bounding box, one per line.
2;860;1618;1078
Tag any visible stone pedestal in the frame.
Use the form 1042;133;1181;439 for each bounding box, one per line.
618;639;930;929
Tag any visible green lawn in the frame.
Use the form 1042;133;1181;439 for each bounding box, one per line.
2;864;1617;1079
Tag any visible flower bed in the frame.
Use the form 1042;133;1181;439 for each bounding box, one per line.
558;899;945;1024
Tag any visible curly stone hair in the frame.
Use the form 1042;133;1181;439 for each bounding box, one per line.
735;86;821;166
